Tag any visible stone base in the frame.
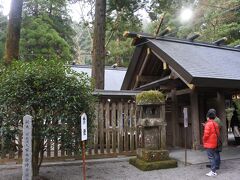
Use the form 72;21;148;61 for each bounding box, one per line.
129;158;177;171
137;149;169;162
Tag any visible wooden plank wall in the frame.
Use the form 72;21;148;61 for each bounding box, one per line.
87;100;137;156
0;97;137;163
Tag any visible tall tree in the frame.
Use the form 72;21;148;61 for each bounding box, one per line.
20;0;75;62
0;10;7;61
4;0;24;65
20;16;72;61
92;0;106;89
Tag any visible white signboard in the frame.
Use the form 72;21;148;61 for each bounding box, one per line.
22;115;32;180
183;107;188;128
81;113;88;141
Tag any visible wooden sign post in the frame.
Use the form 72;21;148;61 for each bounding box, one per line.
81;113;87;180
183;107;188;166
22;115;33;180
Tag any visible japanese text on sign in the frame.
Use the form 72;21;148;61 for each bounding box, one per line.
81;113;87;141
183;107;188;128
22;115;32;180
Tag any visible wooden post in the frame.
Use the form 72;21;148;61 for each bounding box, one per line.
105;101;110;153
94;102;100;154
81;113;87;180
190;90;200;150
124;103;129;151
198;93;206;144
112;102;117;153
183;107;188;166
216;92;227;146
118;102;123;153
82;141;86;180
130;103;135;151
160;104;167;149
99;103;104;154
185;128;187;166
171;89;177;147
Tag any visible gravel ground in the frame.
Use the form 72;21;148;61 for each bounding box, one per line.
0;158;240;180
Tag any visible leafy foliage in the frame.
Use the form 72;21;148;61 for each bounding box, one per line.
20;16;72;61
20;0;75;62
0;60;95;173
105;0;146;67
146;0;240;47
106;38;134;67
177;0;240;46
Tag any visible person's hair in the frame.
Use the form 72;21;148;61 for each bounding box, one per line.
207;109;216;119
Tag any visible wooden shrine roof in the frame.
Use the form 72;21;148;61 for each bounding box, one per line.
121;35;240;91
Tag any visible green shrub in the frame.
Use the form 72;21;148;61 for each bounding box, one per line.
0;60;95;176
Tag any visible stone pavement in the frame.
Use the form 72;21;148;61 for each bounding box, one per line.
1;146;240;180
170;145;240;165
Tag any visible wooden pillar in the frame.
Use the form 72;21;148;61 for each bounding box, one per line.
171;89;177;147
160;124;167;149
160;104;166;149
99;102;104;154
190;90;200;150
216;92;227;146
199;94;205;142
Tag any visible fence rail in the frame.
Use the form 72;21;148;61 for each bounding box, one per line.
0;96;138;163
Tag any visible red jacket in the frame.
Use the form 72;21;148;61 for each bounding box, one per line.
203;119;220;149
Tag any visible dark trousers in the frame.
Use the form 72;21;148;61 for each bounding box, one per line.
215;150;221;168
206;148;220;172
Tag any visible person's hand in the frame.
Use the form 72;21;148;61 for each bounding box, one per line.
202;123;205;126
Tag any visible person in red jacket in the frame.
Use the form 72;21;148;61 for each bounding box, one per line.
203;109;220;177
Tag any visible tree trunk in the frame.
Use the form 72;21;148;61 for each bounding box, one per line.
33;0;39;17
92;0;106;89
32;135;40;177
32;117;42;177
4;0;23;65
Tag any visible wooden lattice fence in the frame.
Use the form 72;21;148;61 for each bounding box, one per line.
0;94;138;163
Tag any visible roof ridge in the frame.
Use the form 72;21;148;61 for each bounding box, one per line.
70;65;127;71
154;37;240;52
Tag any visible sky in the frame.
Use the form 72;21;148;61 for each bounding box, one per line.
0;0;11;16
0;0;150;23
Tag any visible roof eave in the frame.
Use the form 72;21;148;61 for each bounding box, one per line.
192;77;240;88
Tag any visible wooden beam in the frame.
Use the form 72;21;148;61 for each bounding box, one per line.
133;48;151;89
169;67;195;90
152;49;194;89
175;88;192;96
170;71;179;79
134;75;171;90
151;49;172;79
152;49;166;65
163;62;168;70
136;75;161;83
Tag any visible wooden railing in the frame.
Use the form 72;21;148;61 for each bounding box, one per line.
0;92;138;163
